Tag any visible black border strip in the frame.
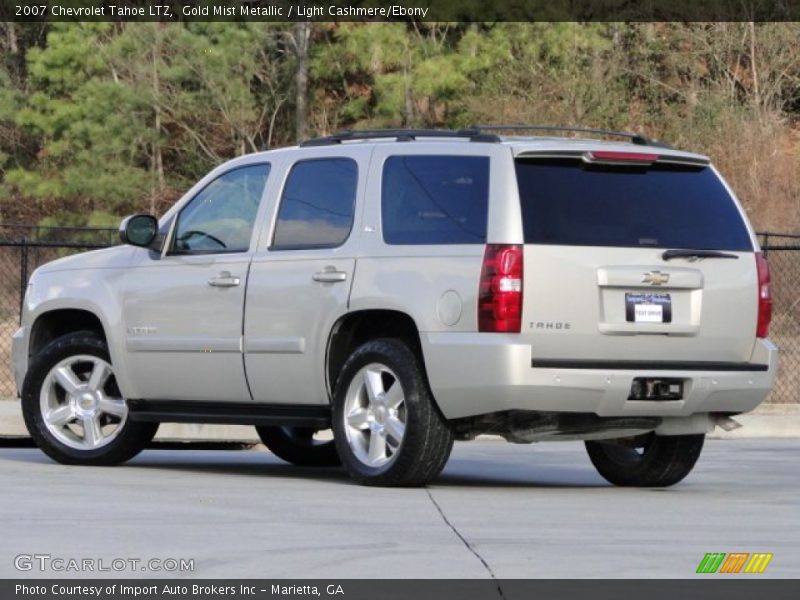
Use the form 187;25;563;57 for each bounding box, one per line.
531;359;769;372
6;1;800;23
2;579;798;599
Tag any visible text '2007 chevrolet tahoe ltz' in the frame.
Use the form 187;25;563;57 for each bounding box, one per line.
12;126;777;487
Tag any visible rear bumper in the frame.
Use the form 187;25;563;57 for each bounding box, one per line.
422;333;778;420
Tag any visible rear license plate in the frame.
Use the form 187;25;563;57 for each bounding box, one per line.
625;292;672;323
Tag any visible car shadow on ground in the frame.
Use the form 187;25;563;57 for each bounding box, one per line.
131;451;357;486
434;470;608;489
131;449;610;489
2;446;611;489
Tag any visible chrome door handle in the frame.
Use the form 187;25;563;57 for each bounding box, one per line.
208;272;241;287
312;269;348;283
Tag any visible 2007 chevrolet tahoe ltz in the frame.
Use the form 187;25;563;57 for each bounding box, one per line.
12;127;777;487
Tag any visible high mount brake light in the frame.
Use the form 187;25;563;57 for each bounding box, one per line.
478;244;523;333
584;151;659;164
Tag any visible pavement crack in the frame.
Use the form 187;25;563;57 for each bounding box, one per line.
426;489;506;599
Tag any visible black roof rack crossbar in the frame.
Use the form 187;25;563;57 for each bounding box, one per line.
472;125;670;148
300;128;501;147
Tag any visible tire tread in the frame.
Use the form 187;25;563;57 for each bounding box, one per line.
585;433;705;487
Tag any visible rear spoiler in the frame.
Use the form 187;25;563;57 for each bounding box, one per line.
516;150;710;168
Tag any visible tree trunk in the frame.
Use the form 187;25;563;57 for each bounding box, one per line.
2;23;24;85
402;37;413;126
403;59;413;127
5;23;18;53
151;29;164;214
748;21;761;114
294;22;311;142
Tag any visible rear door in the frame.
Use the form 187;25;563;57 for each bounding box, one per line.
243;148;368;405
514;150;759;365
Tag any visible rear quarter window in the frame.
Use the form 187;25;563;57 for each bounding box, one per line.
382;155;489;245
515;158;753;251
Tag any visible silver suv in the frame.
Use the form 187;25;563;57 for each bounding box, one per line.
12;127;777;487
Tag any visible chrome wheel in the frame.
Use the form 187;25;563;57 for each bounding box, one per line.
39;355;127;451
343;363;406;468
333;339;454;486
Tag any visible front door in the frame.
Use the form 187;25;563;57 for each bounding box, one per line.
122;162;271;401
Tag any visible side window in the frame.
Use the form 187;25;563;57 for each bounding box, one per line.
172;163;270;254
382;155;490;245
272;158;358;250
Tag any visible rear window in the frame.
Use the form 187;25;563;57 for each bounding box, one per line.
382;155;489;245
515;159;753;251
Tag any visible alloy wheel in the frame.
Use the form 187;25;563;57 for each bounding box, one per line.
39;355;128;450
342;363;407;468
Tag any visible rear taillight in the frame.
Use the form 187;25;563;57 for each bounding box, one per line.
478;244;523;333
756;252;772;338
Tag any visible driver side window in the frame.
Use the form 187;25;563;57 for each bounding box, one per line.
171;163;271;254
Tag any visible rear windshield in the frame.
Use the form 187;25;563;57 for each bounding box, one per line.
515;158;753;251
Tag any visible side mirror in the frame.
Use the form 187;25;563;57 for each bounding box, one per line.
119;214;158;248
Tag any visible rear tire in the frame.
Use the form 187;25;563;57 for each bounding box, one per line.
585;433;705;487
255;426;340;467
332;338;454;487
21;331;158;466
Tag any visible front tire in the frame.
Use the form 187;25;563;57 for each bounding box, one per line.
255;426;340;467
585;433;705;487
21;331;158;466
332;338;454;487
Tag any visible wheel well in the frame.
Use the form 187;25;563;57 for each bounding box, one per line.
29;309;107;360
326;310;423;394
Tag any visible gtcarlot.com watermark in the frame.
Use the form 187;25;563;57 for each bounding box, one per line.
14;554;194;573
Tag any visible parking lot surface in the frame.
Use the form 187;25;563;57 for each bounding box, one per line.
1;439;797;578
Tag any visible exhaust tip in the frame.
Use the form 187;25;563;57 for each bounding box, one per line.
713;415;743;432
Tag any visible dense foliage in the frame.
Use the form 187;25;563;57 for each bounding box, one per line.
0;22;798;231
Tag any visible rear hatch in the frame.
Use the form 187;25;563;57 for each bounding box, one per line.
514;148;759;365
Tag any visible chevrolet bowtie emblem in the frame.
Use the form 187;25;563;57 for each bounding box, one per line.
642;271;670;285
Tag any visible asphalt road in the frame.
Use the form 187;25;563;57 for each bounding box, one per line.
0;439;797;579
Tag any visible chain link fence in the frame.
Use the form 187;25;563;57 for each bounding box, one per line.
0;226;797;403
0;225;117;399
759;233;800;404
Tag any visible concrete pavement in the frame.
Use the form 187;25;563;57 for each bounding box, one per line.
1;438;798;579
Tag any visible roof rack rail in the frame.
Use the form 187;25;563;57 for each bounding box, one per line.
472;125;671;148
300;128;501;147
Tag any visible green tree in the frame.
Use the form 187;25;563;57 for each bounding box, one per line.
3;23;150;226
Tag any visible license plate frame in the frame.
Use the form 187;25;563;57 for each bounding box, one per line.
625;292;672;323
